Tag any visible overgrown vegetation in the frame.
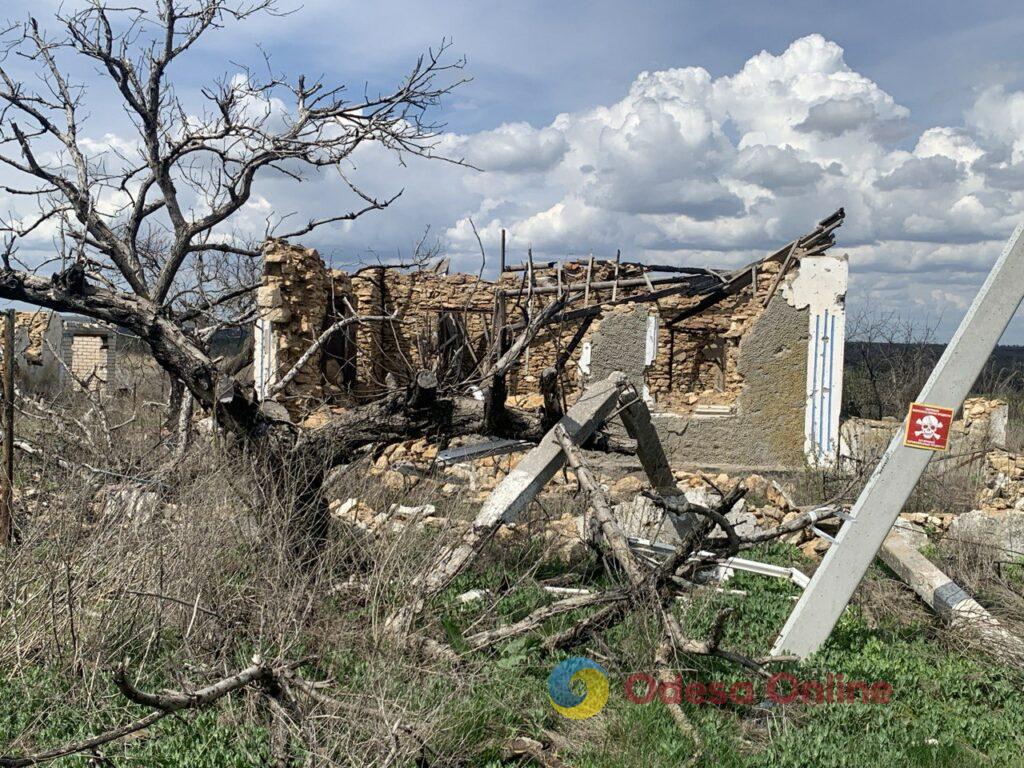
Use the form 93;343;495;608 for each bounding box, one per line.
844;308;1024;449
0;0;1023;763
3;370;1024;766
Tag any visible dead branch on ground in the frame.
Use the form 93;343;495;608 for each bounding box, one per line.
0;657;309;767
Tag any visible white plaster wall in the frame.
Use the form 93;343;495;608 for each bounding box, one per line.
781;254;849;466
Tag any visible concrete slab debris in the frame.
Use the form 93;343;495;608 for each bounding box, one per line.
881;526;1024;659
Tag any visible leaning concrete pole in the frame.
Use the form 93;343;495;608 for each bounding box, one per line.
774;224;1024;658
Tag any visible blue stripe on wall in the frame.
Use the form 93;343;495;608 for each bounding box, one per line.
810;313;820;457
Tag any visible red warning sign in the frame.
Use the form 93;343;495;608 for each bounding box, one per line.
903;402;954;451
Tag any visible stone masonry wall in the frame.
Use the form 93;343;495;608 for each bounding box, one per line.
347;259;779;415
252;242;809;450
256;240;332;415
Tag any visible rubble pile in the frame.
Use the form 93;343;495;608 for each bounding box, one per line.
329;382;1012;567
350;432;996;565
344;437;850;561
947;448;1024;555
326;416;1024;575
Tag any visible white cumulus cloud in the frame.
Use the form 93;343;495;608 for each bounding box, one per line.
7;32;1024;338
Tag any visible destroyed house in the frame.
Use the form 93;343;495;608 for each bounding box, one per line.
9;310;63;395
253;211;848;471
59;318;117;393
2;312;119;395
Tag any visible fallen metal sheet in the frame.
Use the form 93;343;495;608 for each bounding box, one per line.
435;438;534;467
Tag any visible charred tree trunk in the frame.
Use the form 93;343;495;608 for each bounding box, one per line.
406;369;438;410
540;366;563;429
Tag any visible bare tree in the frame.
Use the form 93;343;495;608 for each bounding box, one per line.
844;309;941;419
0;0;467;442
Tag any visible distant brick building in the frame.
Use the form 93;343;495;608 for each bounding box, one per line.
0;311;117;395
60;318;116;392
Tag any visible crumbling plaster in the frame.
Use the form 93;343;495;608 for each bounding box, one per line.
652;295;811;471
12;311;63;395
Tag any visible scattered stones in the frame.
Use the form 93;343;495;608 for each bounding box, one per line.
330;497;381;530
721;500;764;540
389;503;437;519
767;480;796;511
948;508;1024;554
614;495;677;544
457;588;491;604
610;475;645;498
800;538;830;558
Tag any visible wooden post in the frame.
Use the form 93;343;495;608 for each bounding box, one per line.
525;247;535;374
500;229;506;274
611;248;621;302
584;254;595;306
1;309;14;545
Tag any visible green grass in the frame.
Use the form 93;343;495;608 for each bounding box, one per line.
0;666;270;767
435;543;1024;767
4;543;1024;766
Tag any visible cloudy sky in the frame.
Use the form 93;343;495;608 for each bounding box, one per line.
6;0;1024;341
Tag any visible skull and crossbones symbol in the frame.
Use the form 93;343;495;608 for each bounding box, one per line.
913;414;943;441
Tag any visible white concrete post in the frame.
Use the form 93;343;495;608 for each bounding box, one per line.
781;254;848;466
774;225;1024;658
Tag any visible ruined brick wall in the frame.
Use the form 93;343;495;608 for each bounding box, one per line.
15;311;50;364
253;242;791;425
57;319;118;394
645;262;779;413
490;260;778;414
67;333;113;391
255;240;333;414
347;269;495;397
839;397;1009;472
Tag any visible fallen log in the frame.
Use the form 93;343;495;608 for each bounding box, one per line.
295;390;547;468
464;589;629;651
